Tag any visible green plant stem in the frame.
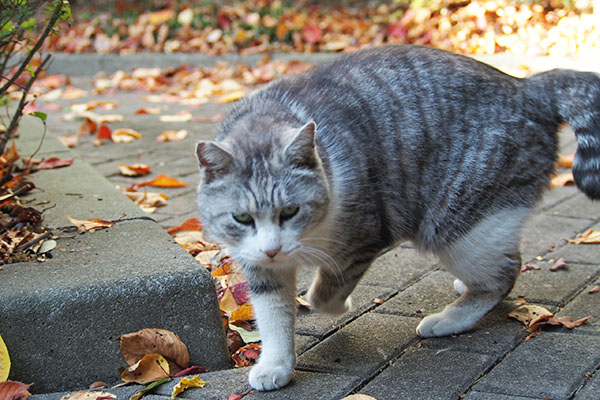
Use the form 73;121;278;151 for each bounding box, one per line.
0;0;65;95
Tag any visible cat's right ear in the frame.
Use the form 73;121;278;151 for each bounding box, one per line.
196;141;234;183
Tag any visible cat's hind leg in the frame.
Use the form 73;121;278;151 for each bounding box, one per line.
416;208;528;337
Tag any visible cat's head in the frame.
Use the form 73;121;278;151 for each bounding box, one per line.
195;120;330;269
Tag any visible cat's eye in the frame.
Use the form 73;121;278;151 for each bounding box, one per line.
233;213;254;225
280;206;299;220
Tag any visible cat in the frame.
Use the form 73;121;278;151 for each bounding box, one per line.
195;45;600;391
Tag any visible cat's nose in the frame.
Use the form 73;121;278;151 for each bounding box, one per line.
264;247;281;259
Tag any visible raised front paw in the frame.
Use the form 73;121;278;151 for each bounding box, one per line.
248;362;293;391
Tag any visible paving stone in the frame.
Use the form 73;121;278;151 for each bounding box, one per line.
558;279;600;334
464;391;538;400
548;222;600;263
574;370;600;400
296;333;320;355
536;186;579;212
416;301;527;356
374;270;458;317
297;313;419;377
473;332;600;399
295;284;397;337
542;192;600;220
359;347;495;400
1;219;230;392
150;368;361;400
508;262;599;306
520;214;596;262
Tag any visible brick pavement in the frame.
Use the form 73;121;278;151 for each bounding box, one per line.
27;53;600;399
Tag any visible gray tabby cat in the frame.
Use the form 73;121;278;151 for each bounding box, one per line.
195;45;600;391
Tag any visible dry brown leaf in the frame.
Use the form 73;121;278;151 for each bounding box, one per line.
59;391;117;400
120;328;190;371
120;353;170;385
566;229;600;244
508;304;553;328
0;381;32;400
66;216;115;233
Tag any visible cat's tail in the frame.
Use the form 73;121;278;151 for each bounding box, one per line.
527;69;600;200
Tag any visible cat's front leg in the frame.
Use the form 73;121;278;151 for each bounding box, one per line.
245;266;297;391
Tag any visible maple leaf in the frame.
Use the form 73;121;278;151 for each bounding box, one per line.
138;174;188;188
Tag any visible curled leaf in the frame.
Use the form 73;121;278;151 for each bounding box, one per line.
566;229;600;244
66;216;115;233
156;130;188;142
508;304;553;328
120;328;189;371
138;174;188;188
170;375;205;399
118;163;152;177
232;344;261;368
112;128;142;143
36;157;74;170
0;381;32;400
120;353;170;384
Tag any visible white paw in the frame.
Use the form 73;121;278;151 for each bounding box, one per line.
415;311;472;338
307;291;352;315
453;279;467;295
248;362;293;391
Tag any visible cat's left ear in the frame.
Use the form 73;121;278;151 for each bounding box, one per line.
284;120;318;168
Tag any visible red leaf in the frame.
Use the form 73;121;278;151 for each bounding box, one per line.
37;157;74;170
97;124;112;140
171;365;210;377
301;24;323;44
166;218;203;234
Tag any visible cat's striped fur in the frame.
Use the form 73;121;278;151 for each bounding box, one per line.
195;45;600;391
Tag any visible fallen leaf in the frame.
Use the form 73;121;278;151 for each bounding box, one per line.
340;395;377;400
123;191;169;213
170;375;205;399
566;229;600;244
36;157;74;170
120;353;170;384
171;365;209;378
156;129;188;142
215;90;245;103
112;128;142;143
193;114;223;123
120;328;189;371
556;153;575;168
159;112;192;122
130;378;170;400
550;172;574;188
166;218;202;234
508;304;554;328
135;107;161;114
301;23;323;44
548;258;567;272
66;216;115;233
0;143;19;167
220;288;239;314
58;135;79;148
138;174;188;188
228;324;261;344
0;333;10;381
521;263;541;272
0;381;32;400
545;316;590;329
589;286;600;294
232;344;261;367
230;302;255;322
118;163;152;177
59;391;117;400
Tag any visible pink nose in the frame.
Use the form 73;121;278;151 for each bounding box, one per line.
264;247;281;258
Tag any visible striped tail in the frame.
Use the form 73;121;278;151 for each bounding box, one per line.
528;69;600;200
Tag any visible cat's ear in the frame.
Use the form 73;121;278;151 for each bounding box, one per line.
284;120;318;168
196;141;234;183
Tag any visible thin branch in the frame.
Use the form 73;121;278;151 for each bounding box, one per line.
0;53;50;156
0;0;65;94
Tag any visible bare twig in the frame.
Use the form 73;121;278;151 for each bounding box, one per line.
0;182;34;202
0;0;65;94
0;53;50;156
15;229;52;252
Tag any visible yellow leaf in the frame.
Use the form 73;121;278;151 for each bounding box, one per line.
120;353;170;385
170;375;205;399
566;229;600;244
219;289;238;314
230;302;255;322
0;334;10;382
215;90;246;103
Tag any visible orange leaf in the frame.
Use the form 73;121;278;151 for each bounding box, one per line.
138;174;188;188
556;152;575;168
77;118;97;137
566;229;600;244
550;172;574;188
0;381;32;400
166;218;203;234
118;163;152;177
94;124;112;146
